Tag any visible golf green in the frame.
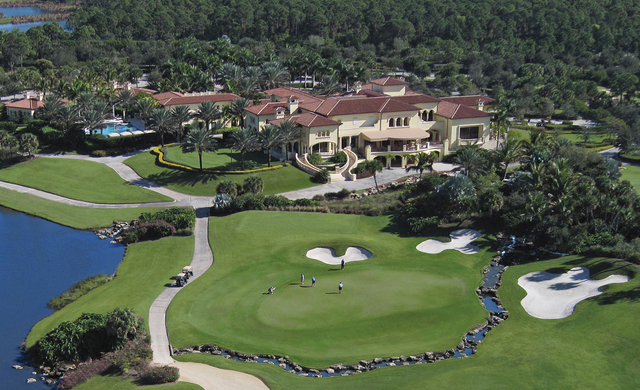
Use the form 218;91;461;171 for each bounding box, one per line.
167;211;494;368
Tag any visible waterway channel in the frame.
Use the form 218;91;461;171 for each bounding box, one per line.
0;206;125;389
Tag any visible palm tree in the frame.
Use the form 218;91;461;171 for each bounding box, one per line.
496;138;523;180
93;101;111;120
405;151;439;178
259;124;284;167
75;91;95;113
196;101;221;131
117;89;135;121
19;133;39;157
170;105;192;142
35;97;62;121
243;175;264;194
228;127;259;170
80;109;107;135
135;98;157;124
279;119;300;159
261;61;289;89
181;127;218;170
55;105;79;135
454;147;485;178
356;159;384;194
315;73;342;96
235;77;258;98
149;108;175;147
228;97;250;127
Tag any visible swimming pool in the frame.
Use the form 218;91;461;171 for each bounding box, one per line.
94;122;140;136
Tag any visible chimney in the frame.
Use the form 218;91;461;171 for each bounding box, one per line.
354;81;362;94
275;106;286;119
37;92;44;101
477;99;484;111
270;94;278;103
287;96;299;113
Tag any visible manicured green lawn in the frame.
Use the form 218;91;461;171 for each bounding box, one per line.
0;187;166;229
74;375;202;390
125;151;318;196
26;236;195;347
621;164;640;193
175;255;640;389
163;145;284;170
0;158;172;204
167;211;493;368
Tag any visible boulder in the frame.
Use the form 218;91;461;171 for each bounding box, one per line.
12;365;23;370
27;378;36;383
326;368;335;374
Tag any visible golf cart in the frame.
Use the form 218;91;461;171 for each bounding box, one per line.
183;266;193;279
175;273;188;287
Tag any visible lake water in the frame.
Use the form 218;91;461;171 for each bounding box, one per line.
0;206;125;389
0;7;67;32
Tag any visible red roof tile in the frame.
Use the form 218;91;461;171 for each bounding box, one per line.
154;93;239;107
281;113;342;128
244;102;288;115
4;98;44;110
263;86;323;104
370;77;407;86
392;94;441;104
354;89;387;97
440;95;494;107
302;96;419;116
436;101;492;119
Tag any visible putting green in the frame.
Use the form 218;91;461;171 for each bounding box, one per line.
168;211;493;368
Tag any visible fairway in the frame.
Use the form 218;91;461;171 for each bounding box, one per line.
0;158;172;204
125;150;318;196
167;211;493;368
621;165;640;193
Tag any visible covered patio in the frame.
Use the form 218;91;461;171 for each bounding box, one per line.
362;128;432;152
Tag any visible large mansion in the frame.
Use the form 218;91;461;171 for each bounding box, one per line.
244;77;493;167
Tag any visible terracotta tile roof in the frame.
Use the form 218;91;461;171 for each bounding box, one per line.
370;77;407;86
131;87;157;95
392;94;441;104
440;95;495;107
301;96;419;116
436;101;492;120
355;89;387;97
154;93;239;107
276;112;342;128
4;98;44;110
244;102;288;115
263;86;323;104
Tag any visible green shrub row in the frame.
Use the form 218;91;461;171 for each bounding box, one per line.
47;274;113;311
139;207;196;230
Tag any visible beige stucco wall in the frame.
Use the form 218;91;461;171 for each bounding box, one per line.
372;84;406;96
445;116;491;148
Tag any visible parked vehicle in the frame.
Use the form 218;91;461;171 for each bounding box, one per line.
183;266;193;278
175;272;188;287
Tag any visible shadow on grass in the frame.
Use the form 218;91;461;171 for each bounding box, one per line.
325;292;340;294
595;286;640;305
147;169;222;187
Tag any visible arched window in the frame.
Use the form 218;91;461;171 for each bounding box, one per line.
396;118;402;127
421;111;428;121
428;110;434;121
404;117;409;126
389;118;395;127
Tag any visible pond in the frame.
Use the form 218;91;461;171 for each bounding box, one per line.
0;6;68;32
0;206;125;389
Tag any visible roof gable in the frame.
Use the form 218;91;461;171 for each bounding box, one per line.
370;77;407;86
436;101;492;119
305;96;419;116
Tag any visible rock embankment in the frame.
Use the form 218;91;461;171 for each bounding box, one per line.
95;220;131;243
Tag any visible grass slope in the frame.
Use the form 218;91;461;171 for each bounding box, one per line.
175;255;640;389
73;375;203;390
124;150;317;196
167;211;492;368
26;236;194;347
621;165;640;193
0;187;166;229
0;158;172;204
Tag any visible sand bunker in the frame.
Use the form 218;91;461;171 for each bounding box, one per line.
416;229;481;254
518;267;629;319
306;247;372;265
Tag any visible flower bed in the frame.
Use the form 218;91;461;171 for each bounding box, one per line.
151;145;288;174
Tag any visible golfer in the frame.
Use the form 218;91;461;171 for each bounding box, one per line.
339;282;343;294
312;276;316;287
341;259;345;270
301;274;305;285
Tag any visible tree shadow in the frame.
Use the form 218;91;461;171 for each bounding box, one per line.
525;272;561;282
147;169;222;187
549;282;580;290
595;286;640;305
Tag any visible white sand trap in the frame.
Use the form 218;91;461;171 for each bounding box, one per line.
416;229;481;254
518;267;629;319
306;246;372;265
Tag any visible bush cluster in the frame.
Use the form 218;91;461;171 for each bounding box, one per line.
139;365;180;385
124;207;195;243
47;274;113;310
313;168;330;183
139;207;196;230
